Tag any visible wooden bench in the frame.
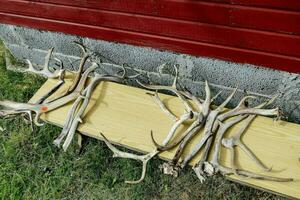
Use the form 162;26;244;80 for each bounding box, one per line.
29;73;300;199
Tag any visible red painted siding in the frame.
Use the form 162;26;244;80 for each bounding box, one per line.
0;0;299;73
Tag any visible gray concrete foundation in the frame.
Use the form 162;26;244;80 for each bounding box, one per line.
0;24;299;123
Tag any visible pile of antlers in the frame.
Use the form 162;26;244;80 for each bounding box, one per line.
0;43;293;184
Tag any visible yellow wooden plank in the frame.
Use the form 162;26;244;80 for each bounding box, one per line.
29;73;300;199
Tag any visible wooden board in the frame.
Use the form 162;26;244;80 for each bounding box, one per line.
29;74;300;199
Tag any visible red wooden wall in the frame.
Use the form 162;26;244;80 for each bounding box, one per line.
0;0;299;73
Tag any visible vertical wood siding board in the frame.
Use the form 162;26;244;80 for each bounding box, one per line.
2;1;300;57
0;12;299;73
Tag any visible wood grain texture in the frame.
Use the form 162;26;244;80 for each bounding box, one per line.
29;74;300;199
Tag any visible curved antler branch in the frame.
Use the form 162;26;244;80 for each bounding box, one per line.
100;132;159;184
26;48;64;78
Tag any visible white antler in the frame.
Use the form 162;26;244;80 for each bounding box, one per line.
26;47;64;78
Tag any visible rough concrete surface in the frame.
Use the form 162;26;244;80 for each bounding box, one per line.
0;24;299;123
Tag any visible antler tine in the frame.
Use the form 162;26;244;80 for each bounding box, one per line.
211;90;223;103
0;63;99;129
236;95;256;109
28;47;53;75
119;64;141;79
137;80;194;114
74;41;88;55
163;83;213;170
54;58;64;70
215;87;238;112
39;47;54;76
213;164;293;182
25;48;64;78
99;61;141;79
159;112;192;147
146;91;178;122
153;83;210;175
219;101;279;122
0;100;44;127
69;42;90;90
202;81;211;115
225;107;279;120
182;86;240;182
139;83;196;161
137;63;195;114
222;115;272;174
206;94;293;182
61;74;123;151
0;109;35;131
150;130;183;151
44;59;96;104
119;64;127;79
157;62;179;89
217;96;256;122
34;59;66;104
26;59;35;73
171;64;179;89
180;83;224;168
218;94;278;122
257;94;278;109
100;132;158;184
210;115;249;169
234;169;293;182
171;119;204;165
180;87;203;111
53;91;84;147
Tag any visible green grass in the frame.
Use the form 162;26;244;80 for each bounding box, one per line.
0;42;287;200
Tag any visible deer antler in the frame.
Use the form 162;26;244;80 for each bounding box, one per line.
44;42;90;103
0;62;98;128
221;115;272;175
100;132;159;184
196;95;292;182
178;87;237;182
203;113;292;182
61;74;123;151
158;81;211;177
54;62;139;149
26;47;64;78
171;82;211;166
138;65;196;151
34;59;66;104
99;65;197;183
